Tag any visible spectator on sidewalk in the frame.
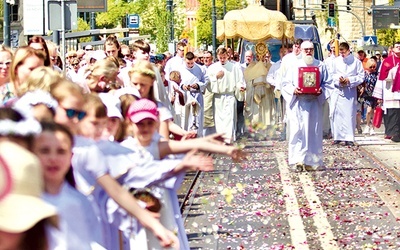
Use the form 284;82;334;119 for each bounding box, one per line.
372;41;400;142
361;58;379;135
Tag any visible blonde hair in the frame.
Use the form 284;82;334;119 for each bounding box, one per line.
0;44;14;57
10;46;46;87
128;60;156;81
18;67;62;97
50;79;85;104
169;71;181;82
86;59;119;82
128;60;156;101
366;58;377;69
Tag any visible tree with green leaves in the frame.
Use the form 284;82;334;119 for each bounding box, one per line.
93;0;184;52
193;0;246;48
376;0;400;47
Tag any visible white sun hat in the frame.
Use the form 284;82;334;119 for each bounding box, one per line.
0;141;58;233
98;93;123;120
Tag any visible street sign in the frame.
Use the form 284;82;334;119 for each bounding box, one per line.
23;0;45;35
77;0;107;12
372;7;399;29
327;17;336;27
363;36;378;45
48;1;78;31
127;14;140;29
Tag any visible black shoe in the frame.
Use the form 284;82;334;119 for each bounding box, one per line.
293;163;304;172
332;140;340;145
391;135;400;142
345;141;355;146
304;165;316;171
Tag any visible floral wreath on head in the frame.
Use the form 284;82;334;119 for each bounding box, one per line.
0;119;42;136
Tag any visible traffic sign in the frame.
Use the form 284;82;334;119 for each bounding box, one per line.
127;14;140;29
327;17;336;27
372;7;399;29
363;36;378;45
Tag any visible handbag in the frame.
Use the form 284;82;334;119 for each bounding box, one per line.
373;105;383;128
129;188;162;213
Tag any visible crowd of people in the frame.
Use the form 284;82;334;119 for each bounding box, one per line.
1;32;400;249
0;36;246;250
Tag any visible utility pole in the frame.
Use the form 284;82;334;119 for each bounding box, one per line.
166;0;174;46
303;0;306;20
212;0;217;58
223;0;226;16
3;0;11;46
90;12;96;41
61;0;66;73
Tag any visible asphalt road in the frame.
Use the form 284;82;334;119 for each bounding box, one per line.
182;133;400;250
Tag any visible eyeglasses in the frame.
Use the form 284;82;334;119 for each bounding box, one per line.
72;63;79;66
0;61;11;67
61;107;86;120
369;66;376;69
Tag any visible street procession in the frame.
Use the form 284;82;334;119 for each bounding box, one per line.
1;0;400;249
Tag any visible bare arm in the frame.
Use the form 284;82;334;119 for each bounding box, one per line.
159;120;170;140
96;174;178;249
170;149;214;173
158;134;246;161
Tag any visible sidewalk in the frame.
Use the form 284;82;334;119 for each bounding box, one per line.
355;129;400;182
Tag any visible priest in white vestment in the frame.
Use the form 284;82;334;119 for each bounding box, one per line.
281;41;331;171
244;42;275;128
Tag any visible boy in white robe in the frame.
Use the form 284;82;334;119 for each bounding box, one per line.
180;52;207;137
206;47;245;143
330;42;365;146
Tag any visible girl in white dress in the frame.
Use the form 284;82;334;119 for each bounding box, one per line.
121;98;245;249
128;60;196;140
49;79;180;249
32;122;104;249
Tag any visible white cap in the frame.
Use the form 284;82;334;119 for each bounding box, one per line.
85;45;93;51
89;50;106;61
98;93;123;120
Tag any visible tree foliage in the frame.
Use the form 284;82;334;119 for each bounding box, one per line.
91;0;184;52
375;0;399;47
194;0;246;48
76;18;92;43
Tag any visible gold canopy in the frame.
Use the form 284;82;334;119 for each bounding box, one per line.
217;4;295;42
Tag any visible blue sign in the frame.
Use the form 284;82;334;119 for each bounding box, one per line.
327;17;336;27
127;14;140;29
363;36;377;45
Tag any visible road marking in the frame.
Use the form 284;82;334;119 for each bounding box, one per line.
298;173;340;249
276;152;310;249
373;182;400;220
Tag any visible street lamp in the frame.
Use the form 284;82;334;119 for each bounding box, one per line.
212;0;217;58
166;0;174;43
